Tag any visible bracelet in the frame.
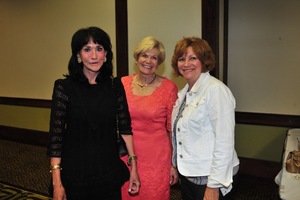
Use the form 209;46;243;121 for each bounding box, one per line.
127;155;137;166
50;164;62;173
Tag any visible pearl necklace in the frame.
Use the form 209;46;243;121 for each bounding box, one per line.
135;74;156;89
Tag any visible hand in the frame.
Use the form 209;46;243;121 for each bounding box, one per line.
128;169;140;195
204;187;219;200
53;184;67;200
169;166;179;185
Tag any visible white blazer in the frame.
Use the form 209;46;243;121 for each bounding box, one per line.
172;72;239;188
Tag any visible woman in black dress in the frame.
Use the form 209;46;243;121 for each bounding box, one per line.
47;27;140;200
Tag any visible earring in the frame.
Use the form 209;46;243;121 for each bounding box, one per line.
77;56;82;63
104;57;107;62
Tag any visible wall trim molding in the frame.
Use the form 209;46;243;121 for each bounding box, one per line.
0;125;48;147
236;112;300;128
0;97;51;108
1;97;299;127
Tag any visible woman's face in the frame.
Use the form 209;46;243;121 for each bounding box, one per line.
136;48;160;75
177;46;203;84
78;39;106;74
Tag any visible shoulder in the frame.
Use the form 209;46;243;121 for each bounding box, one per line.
112;76;126;93
53;78;69;87
113;76;121;83
161;77;177;90
121;75;133;83
121;75;134;91
206;76;235;102
209;76;230;90
53;78;76;94
162;77;176;86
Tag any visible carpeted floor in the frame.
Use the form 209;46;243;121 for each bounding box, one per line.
0;182;49;200
0;139;50;197
0;139;281;200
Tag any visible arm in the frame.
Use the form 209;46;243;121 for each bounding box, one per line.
167;83;179;185
170;160;178;185
47;79;68;200
206;83;236;194
51;157;66;200
122;134;140;194
115;77;140;194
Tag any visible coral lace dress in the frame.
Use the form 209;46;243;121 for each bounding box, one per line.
121;75;178;200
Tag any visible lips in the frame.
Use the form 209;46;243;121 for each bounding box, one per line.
90;62;99;65
142;64;152;69
182;68;194;72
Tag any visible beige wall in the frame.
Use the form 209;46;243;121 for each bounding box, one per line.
128;0;201;90
0;0;201;99
228;0;300;115
0;105;50;132
235;124;287;162
0;0;116;99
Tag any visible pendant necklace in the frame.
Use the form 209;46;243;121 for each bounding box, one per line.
135;74;156;89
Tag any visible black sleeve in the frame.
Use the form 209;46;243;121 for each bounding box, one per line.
113;77;132;135
46;79;69;157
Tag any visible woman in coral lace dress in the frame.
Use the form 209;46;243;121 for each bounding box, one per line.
121;36;179;200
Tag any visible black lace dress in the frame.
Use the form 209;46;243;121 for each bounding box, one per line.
47;76;131;199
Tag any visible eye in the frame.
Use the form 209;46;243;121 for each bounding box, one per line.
190;56;198;61
151;55;158;60
96;46;103;52
178;57;185;62
83;47;91;52
141;53;148;58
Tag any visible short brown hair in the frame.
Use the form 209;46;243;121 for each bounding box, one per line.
171;37;215;76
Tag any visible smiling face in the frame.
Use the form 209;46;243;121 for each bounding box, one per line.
78;39;106;75
177;46;203;85
136;48;160;75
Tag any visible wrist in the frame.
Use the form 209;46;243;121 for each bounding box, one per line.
50;164;62;173
127;155;137;166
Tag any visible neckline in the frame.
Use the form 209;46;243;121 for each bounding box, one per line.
130;75;165;97
135;74;156;89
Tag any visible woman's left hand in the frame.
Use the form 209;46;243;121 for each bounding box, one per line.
170;166;179;185
128;168;140;195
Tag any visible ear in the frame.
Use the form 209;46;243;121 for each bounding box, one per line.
77;54;82;63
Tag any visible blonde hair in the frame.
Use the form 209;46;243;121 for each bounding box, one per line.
133;36;166;65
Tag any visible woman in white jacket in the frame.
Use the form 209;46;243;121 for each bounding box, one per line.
171;37;239;200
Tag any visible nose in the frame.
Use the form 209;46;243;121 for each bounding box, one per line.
146;57;151;63
183;59;190;67
91;50;98;59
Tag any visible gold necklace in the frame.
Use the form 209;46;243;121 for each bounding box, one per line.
135;74;156;89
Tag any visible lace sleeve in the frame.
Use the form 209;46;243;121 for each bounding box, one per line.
166;81;178;132
47;79;69;157
113;77;132;135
